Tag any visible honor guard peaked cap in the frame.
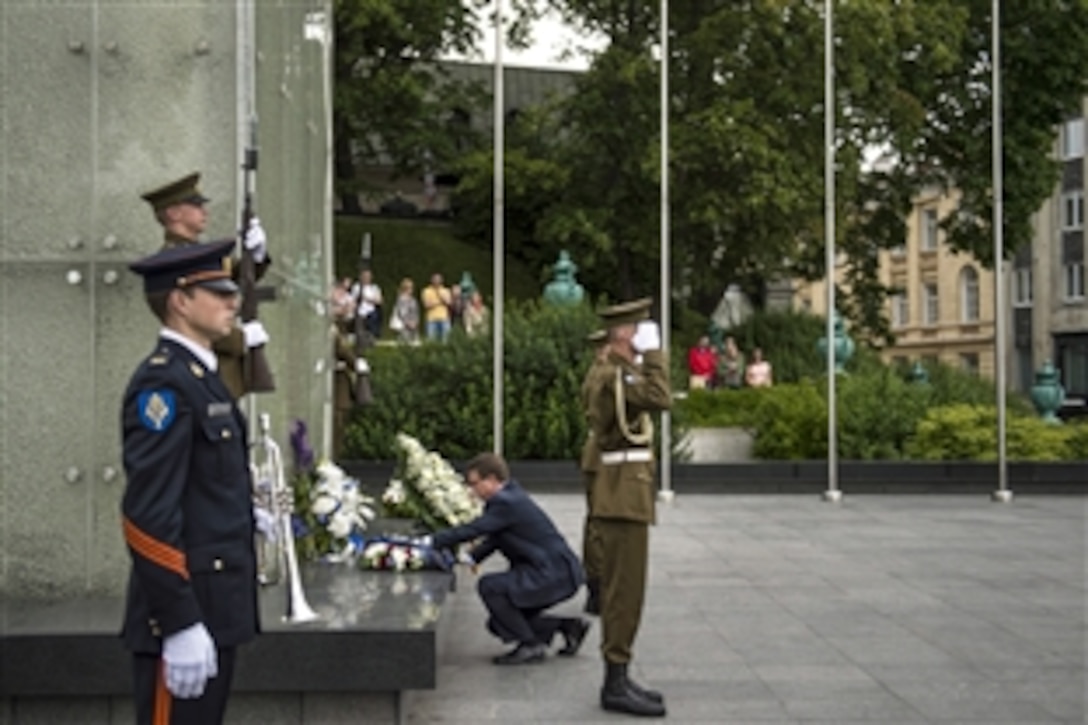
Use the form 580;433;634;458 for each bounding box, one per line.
129;239;238;294
586;329;608;345
140;172;210;211
597;297;652;329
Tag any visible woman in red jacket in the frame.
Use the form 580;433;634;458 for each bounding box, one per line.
686;335;718;390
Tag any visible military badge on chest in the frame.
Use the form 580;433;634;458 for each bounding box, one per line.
137;390;176;431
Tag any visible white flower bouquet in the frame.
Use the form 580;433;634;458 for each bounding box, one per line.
303;460;377;562
382;433;482;532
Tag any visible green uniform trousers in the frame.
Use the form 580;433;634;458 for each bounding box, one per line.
597;518;649;664
582;473;603;583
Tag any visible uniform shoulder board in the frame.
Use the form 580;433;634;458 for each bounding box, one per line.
146;349;170;366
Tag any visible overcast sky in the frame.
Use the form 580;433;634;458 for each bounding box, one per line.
445;4;606;71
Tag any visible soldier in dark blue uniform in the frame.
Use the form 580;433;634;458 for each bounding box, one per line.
121;240;261;725
430;453;590;665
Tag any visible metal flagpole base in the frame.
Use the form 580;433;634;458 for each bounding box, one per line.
821;489;843;503
657;489;676;504
990;489;1014;503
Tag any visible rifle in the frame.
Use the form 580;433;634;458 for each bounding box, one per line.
239;115;276;393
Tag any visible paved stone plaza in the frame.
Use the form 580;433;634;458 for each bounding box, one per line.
406;494;1086;724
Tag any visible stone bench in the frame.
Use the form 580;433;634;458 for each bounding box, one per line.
0;565;454;725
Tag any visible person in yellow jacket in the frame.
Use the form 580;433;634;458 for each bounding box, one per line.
583;298;671;718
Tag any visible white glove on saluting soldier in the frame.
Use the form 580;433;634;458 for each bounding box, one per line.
243;217;268;263
162;622;218;699
631;320;661;353
243;320;269;348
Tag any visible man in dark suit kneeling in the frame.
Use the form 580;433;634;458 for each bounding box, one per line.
430;452;590;665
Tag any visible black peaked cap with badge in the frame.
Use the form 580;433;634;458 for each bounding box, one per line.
140;172;210;212
597;298;652;329
129;239;239;295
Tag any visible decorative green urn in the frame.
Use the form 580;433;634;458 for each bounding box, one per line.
909;361;930;385
458;271;477;298
816;311;855;375
542;250;585;307
1030;360;1066;424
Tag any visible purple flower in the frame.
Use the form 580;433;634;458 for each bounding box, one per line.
290;418;315;472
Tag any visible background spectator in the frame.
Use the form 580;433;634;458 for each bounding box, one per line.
421;272;453;342
687;335;717;390
716;336;746;389
745;347;773;387
390;277;420;345
463;290;490;337
351;268;383;350
330;277;356;323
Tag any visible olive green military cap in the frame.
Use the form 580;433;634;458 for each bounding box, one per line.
597;297;652;329
140;172;210;211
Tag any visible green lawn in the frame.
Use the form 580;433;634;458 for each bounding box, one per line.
333;215;543;302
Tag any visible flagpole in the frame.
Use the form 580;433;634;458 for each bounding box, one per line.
991;0;1012;503
658;0;674;504
822;0;842;503
492;0;505;456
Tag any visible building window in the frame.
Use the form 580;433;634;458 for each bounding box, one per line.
922;282;939;325
1061;190;1084;232
1057;335;1088;396
891;293;909;328
960;353;980;375
1013;267;1033;307
1064;261;1085;301
921;208;939;251
1061;117;1085;160
959;266;980;322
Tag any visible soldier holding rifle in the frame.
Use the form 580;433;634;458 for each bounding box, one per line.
141;170;273;400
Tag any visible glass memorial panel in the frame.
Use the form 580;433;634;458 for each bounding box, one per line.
3;6;94;260
1;262;95;598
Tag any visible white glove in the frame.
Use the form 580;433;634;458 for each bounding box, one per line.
416;535;433;548
162;622;218;699
243;320;269;348
243;217;268;263
457;548;475;566
254;506;277;541
631;320;661;352
355;358;370;374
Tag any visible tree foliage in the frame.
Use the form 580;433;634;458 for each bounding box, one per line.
449;0;1088;339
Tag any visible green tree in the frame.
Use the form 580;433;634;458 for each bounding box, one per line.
455;1;1088;339
333;0;485;214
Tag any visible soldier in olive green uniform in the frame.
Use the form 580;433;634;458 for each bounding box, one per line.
579;328;609;615
141;173;272;400
332;319;372;459
585;298;671;717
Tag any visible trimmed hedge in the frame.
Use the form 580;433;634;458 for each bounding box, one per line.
675;365;1085;461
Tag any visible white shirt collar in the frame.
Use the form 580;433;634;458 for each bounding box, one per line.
159;328;218;372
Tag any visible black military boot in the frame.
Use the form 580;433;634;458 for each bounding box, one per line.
600;663;666;717
584;579;601;615
624;670;664;704
557;618;590;656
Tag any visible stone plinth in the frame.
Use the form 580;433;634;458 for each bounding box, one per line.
681;427;755;463
1;565;453;724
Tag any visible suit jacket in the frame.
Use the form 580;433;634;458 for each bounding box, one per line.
119;338;260;654
432;481;583;610
584;349;672;524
